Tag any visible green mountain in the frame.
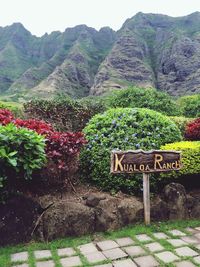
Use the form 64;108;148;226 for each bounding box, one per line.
1;12;200;100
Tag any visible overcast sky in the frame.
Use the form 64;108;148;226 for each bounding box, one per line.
0;0;200;36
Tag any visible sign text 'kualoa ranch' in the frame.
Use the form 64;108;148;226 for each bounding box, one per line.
111;150;182;174
110;149;182;225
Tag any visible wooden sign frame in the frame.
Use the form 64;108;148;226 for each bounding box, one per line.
111;149;182;174
110;149;182;225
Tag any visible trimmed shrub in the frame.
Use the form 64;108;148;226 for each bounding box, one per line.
106;87;180;116
24;96;107;132
178;94;200;118
170;116;193;135
185;118;200;141
160;141;200;178
80;108;182;194
0;123;46;182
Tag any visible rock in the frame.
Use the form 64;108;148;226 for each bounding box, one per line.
118;198;143;224
151;197;169;221
40;201;95;241
95;198;121;232
162;183;189;220
0;195;41;246
85;194;106;207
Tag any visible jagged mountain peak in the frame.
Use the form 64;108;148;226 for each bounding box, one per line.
1;12;200;101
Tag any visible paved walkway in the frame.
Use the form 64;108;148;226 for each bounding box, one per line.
10;226;200;267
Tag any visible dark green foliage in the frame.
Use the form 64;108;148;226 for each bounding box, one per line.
178;94;200;118
0;124;46;200
80;108;182;194
106;87;180;116
24;96;107;132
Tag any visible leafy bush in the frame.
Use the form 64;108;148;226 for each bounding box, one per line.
80;108;182;194
0;108;87;186
185;118;200;141
170;116;193;135
24;96;107;132
0;109;14;125
0;101;23;118
160;141;200;178
106;87;180;116
178;94;200;118
0;123;46;182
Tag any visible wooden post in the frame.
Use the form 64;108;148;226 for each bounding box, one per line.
143;173;150;225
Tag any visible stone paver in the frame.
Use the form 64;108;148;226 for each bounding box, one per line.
97;240;119;251
123;245;146;256
155;251;179;263
94;264;112;267
57;248;76;257
115;237;134;247
11;252;29;262
13;264;29;267
34;250;52;259
168;229;186;236
36;261;55;267
174;261;196;267
144;242;164;252
185;227;199;234
94;263;113;267
175;246;199;257
135;234;152;242
196;244;200;250
60;256;82;267
152;232;169;239
113;258;137;267
103;248;127;260
134;255;159;267
85;251;106;263
194;233;200;239
78;242;98;255
181;235;200;244
193;256;200;264
167;238;188;247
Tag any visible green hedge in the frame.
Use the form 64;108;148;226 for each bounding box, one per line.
160;141;200;178
178;94;200;118
24;96;107;132
106;87;180;116
80;108;182;194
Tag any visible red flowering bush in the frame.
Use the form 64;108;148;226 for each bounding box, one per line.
46;131;86;170
0;108;87;185
0;109;14;125
185;118;200;141
14;118;53;135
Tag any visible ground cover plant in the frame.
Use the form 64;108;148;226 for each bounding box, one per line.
80;108;182;194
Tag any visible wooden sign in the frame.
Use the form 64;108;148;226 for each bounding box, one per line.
110;149;182;225
111;150;182;174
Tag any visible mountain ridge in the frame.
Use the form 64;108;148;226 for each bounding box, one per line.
1;12;200;100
